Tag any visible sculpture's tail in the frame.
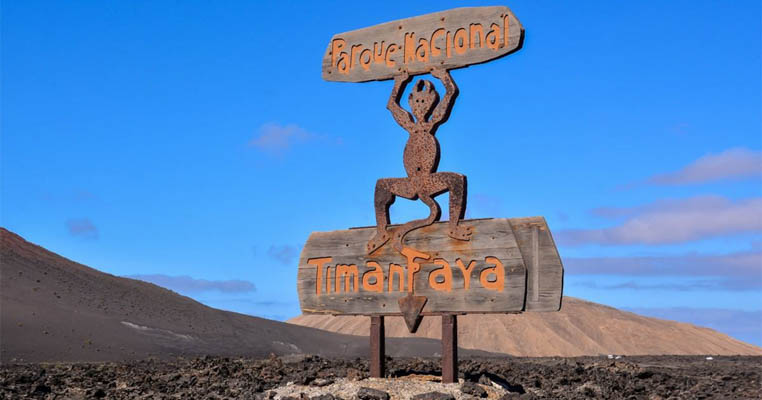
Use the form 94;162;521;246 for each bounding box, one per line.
391;195;441;253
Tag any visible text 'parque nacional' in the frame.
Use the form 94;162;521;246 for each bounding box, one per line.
322;6;524;82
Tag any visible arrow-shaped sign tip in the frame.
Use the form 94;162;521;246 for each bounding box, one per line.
398;294;428;333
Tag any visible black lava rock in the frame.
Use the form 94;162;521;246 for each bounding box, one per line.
32;384;50;395
411;392;455;400
461;381;487;398
311;395;339;400
0;355;759;399
357;387;390;400
636;370;654;379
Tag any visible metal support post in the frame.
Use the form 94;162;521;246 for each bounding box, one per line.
370;315;385;378
442;314;458;383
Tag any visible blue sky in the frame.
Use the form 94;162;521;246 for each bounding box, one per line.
2;1;760;346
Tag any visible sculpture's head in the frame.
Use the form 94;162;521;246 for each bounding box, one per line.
408;79;439;121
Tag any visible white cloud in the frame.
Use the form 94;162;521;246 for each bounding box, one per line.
267;245;299;265
564;250;762;280
574;278;759;291
248;123;313;156
66;218;99;239
647;147;761;185
558;196;762;246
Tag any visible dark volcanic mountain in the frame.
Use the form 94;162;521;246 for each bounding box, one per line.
0;228;488;363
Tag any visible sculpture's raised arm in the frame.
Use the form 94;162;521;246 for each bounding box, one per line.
430;68;458;126
387;72;414;129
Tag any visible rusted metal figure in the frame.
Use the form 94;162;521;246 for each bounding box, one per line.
366;68;472;254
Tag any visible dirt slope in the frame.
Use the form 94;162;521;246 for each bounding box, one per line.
290;299;762;357
0;228;491;363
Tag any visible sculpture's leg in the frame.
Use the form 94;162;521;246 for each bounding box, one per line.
431;172;472;241
367;178;416;254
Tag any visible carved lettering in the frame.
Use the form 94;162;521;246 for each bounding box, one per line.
480;256;505;291
325;264;333;293
428;258;452;292
322;7;523;81
504;14;510;47
385;44;398;67
416;38;429;63
332;38;350;75
453;28;468;55
308;254;509;295
373;41;385;64
469;24;484;48
307;257;332;295
389;263;405;292
336;264;359;293
362;261;384;293
401;247;429;292
404;32;416;64
350;44;363;70
486;23;500;51
331;39;345;69
446;30;452;58
455;258;477;289
359;48;372;71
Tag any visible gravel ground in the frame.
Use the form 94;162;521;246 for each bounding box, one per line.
1;355;759;399
271;375;495;400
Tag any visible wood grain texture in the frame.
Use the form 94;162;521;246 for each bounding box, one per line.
297;218;563;315
510;217;564;312
322;6;524;82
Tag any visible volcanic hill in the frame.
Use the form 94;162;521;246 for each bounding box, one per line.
0;228;489;363
290;298;762;357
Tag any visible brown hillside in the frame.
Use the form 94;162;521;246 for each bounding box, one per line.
289;298;762;357
0;228;491;363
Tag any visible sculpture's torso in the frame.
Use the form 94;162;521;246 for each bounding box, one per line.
403;124;439;178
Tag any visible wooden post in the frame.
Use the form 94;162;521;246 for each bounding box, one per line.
370;315;385;378
442;314;458;383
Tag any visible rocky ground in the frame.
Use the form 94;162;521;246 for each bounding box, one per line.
1;355;759;399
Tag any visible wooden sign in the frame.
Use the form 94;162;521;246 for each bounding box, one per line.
297;217;563;315
313;5;559;380
322;6;524;82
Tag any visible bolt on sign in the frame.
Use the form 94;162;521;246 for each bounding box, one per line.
303;5;563;382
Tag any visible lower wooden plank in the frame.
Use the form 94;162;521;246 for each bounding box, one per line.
297;218;563;315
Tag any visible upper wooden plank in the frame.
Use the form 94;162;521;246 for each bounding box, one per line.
321;6;524;82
